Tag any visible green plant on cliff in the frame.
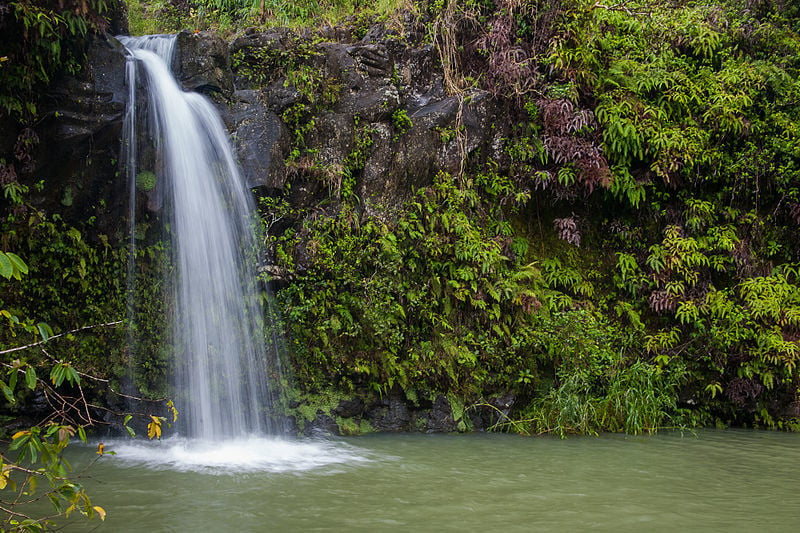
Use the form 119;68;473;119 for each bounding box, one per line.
0;1;118;121
0;251;174;531
262;0;800;433
275;166;545;398
126;0;411;35
526;0;800;426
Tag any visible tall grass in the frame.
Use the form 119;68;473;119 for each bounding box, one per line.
516;360;685;437
126;0;412;36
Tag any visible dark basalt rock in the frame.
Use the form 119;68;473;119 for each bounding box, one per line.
366;388;414;432
228;89;290;190
27;34;128;236
19;23;505;241
175;30;233;97
294;389;516;434
334;397;366;418
425;395;457;432
301;413;341;437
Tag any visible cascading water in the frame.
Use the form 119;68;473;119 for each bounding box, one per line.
120;34;280;441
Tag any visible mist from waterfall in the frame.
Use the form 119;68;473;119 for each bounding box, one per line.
120;34;281;441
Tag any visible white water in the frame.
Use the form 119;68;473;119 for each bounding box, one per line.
102;436;372;474
121;35;279;441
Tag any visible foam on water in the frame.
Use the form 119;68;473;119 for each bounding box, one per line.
102;437;373;474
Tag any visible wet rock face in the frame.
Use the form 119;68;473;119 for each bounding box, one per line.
294;391;516;435
29;34;128;235
228;90;288;190
22;24;504;237
175;30;233;97
10;25;516;433
222;28;504;209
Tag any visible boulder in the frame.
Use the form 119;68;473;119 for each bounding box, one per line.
175;30;233;96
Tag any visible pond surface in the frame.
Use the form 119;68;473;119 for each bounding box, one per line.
56;430;799;531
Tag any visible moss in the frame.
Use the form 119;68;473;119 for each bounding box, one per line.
136;170;157;192
60;186;73;207
336;416;374;435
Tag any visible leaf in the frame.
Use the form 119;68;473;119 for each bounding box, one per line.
65;364;80;385
0;380;15;404
50;364;66;386
77;425;87;443
123;414;135;437
25;366;37;390
37;322;53;342
0;253;11;279
11;430;29;441
5;252;28;275
167;400;179;423
93;506;106;521
147;416;162;440
48;493;63;513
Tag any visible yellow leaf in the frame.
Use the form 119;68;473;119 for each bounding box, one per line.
147;416;162;440
93;506;106;521
1;465;15;491
11;430;29;440
167;400;179;423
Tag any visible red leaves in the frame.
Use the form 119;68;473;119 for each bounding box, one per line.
538;98;610;191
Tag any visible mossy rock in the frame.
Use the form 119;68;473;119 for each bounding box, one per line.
136;170;157;192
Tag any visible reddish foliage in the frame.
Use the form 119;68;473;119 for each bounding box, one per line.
648;290;679;313
538;99;610;191
553;216;580;246
725;377;764;407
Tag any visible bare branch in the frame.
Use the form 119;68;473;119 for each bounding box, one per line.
0;320;123;356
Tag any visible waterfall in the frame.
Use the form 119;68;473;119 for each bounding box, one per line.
120;34;280;441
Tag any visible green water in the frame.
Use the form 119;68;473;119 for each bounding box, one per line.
53;430;800;531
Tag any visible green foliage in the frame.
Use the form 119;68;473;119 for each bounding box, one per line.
275;168;544;397
548;1;800;208
1;424;107;532
127;0;185;35
0;1;116;121
135;170;157;192
478;309;685;437
257;0;800;431
0;248;174;530
0;214;126;375
0;252;27;281
126;0;409;35
391;109;413;140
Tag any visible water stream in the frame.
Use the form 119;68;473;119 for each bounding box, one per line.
51;430;800;531
120;35;280;440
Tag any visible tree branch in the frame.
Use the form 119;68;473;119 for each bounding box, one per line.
0;320;122;356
